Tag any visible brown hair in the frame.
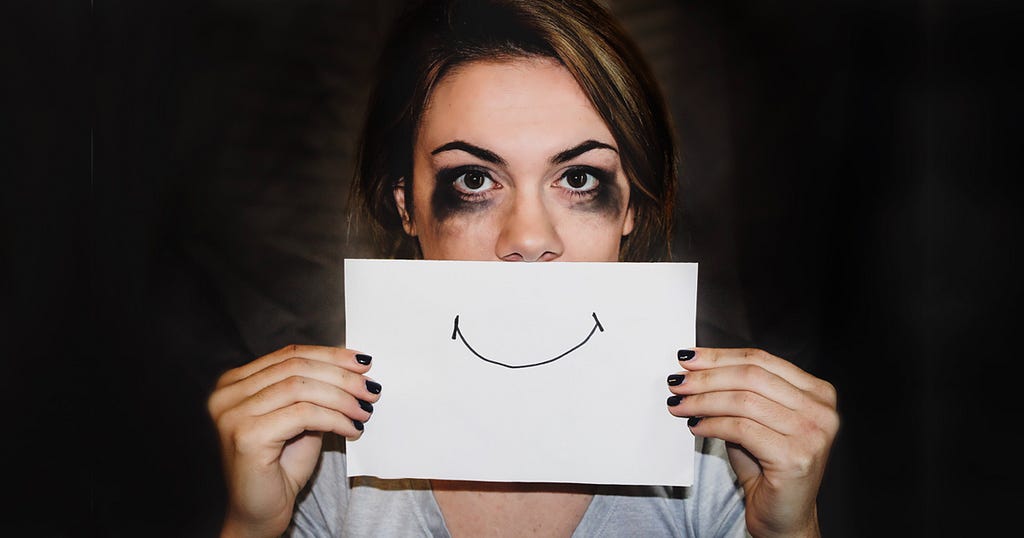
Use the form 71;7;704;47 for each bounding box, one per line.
350;0;677;261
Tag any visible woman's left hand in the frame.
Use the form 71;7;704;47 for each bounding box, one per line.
667;347;839;538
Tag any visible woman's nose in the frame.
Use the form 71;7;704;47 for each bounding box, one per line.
495;195;564;262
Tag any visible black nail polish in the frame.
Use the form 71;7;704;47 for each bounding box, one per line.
677;349;695;361
355;354;372;365
366;380;382;394
353;419;364;431
667;395;683;406
667;374;685;386
357;399;374;413
687;416;702;427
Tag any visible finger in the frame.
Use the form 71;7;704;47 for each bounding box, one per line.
667;390;804;436
237;402;366;453
211;356;381;418
233;376;374;424
217;345;372;388
688;414;834;481
666;364;809;412
680;347;831;402
684;415;789;471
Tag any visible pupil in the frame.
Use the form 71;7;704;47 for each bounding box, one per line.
464;171;485;190
567;171;588;189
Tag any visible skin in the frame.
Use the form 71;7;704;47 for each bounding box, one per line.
669;348;838;538
209;345;379;538
209;57;838;538
395;58;633;262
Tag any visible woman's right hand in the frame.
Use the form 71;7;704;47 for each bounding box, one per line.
207;345;381;538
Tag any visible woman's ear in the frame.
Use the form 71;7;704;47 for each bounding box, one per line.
393;178;417;236
621;204;635;236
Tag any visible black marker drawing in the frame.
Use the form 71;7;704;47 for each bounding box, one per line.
451;312;605;369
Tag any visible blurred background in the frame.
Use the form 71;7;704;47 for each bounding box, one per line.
6;0;1022;535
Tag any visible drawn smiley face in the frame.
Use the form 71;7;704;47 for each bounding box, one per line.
450;312;604;369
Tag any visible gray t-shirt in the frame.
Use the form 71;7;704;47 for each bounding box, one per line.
285;434;748;537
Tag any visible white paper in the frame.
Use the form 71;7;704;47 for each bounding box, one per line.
344;259;697;486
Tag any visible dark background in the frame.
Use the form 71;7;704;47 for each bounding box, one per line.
6;0;1022;536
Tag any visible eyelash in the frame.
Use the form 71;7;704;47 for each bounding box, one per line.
436;165;610;203
558;166;607;200
438;166;495;203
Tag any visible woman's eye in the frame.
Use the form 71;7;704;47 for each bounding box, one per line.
454;170;494;193
558;169;599;191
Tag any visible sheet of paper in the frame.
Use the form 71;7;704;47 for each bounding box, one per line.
344;259;697;486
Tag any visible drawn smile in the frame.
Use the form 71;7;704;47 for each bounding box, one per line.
450;312;605;369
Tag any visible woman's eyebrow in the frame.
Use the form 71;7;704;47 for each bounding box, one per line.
551;140;617;164
430;139;617;166
430;140;506;166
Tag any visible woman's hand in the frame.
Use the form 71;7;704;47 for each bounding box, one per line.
667;348;839;538
207;345;381;538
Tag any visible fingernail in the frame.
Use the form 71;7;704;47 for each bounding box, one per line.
353;419;364;431
687;416;702;427
667;374;685;386
355;354;373;365
357;399;374;413
366;380;382;394
677;349;695;361
667;395;683;406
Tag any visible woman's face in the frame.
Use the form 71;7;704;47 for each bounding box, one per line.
395;57;634;262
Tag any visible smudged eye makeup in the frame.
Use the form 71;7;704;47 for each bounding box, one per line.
430;166;497;219
430;165;494;220
561;165;622;215
430;163;621;221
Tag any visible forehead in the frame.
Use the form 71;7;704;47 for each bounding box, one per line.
417;57;614;156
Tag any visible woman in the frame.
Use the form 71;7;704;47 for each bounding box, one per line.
207;1;839;536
